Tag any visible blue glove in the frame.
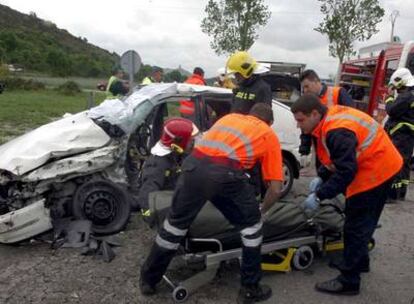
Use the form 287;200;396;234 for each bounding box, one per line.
302;193;320;211
309;177;323;193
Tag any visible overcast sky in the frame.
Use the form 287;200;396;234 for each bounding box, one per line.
1;0;413;78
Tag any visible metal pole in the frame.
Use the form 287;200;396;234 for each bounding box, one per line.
129;54;134;93
87;91;95;109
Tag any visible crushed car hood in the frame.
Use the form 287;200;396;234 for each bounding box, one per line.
0;112;110;176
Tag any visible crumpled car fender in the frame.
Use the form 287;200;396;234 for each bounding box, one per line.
22;145;121;183
0;199;52;244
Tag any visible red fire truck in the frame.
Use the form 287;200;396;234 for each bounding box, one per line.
339;40;414;123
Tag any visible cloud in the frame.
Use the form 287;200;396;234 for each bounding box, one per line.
1;0;413;78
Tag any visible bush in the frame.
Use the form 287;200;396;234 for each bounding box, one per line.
3;77;45;90
57;80;81;95
0;64;10;79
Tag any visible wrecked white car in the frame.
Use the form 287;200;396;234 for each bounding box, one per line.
0;83;301;244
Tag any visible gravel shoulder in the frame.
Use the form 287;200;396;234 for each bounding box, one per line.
1;177;413;304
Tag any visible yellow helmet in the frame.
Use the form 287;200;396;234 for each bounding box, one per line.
226;51;257;79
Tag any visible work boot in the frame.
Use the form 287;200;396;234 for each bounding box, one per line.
139;277;156;296
315;277;360;295
237;284;272;304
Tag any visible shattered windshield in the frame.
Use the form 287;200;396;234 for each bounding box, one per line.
88;83;177;134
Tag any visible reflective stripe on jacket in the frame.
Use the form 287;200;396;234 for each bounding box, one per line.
320;86;340;108
385;90;414;135
194;113;283;181
313;105;403;197
231;75;272;114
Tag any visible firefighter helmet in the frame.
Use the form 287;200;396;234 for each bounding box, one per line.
226;51;257;79
160;118;199;152
389;68;414;89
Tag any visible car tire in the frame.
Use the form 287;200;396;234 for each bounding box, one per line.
72;180;131;235
280;158;294;198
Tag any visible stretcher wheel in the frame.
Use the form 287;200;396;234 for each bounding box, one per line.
172;286;189;303
292;246;314;270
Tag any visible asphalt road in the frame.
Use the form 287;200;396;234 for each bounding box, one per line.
1;175;413;304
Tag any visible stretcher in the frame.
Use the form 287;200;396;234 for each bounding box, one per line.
148;191;347;303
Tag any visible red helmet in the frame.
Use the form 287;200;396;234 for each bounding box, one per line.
160;118;198;151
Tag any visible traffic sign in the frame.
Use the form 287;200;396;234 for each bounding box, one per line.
120;50;142;91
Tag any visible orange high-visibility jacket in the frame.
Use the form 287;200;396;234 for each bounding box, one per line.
320;86;341;108
180;74;206;115
312;106;403;197
195;113;283;181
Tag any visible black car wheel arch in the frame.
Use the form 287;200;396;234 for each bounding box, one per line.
280;151;300;198
72;180;131;235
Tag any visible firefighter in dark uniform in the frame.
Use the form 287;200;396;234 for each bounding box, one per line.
226;51;273;199
134;118;199;224
226;51;272;114
385;67;414;202
299;69;354;156
139;104;283;303
292;94;402;295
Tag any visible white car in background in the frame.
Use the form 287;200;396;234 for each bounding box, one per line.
0;83;301;243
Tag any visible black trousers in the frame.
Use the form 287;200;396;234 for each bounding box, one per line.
389;131;414;200
141;155;263;287
338;178;392;285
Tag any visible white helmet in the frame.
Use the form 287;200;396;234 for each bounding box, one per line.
217;67;226;81
217;67;236;80
217;67;226;76
389;68;414;89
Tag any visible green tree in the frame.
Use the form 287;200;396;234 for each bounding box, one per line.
87;61;101;77
315;0;385;64
136;64;153;82
0;45;6;63
46;50;72;76
164;70;185;82
0;31;19;52
201;0;271;55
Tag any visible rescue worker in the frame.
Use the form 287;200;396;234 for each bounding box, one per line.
185;67;206;85
299;69;354;156
226;51;272;114
134;118;199;224
300;69;354;107
106;68;129;98
141;66;163;85
385;67;414;202
291;94;402;295
226;51;272;198
179;67;206;117
139;104;283;303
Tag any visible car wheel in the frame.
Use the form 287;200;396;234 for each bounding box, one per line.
72;180;131;235
280;158;294;198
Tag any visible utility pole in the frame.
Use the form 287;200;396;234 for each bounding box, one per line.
390;10;399;42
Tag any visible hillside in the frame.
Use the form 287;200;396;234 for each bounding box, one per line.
0;4;119;77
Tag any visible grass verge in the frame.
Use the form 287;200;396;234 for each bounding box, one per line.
0;89;106;144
